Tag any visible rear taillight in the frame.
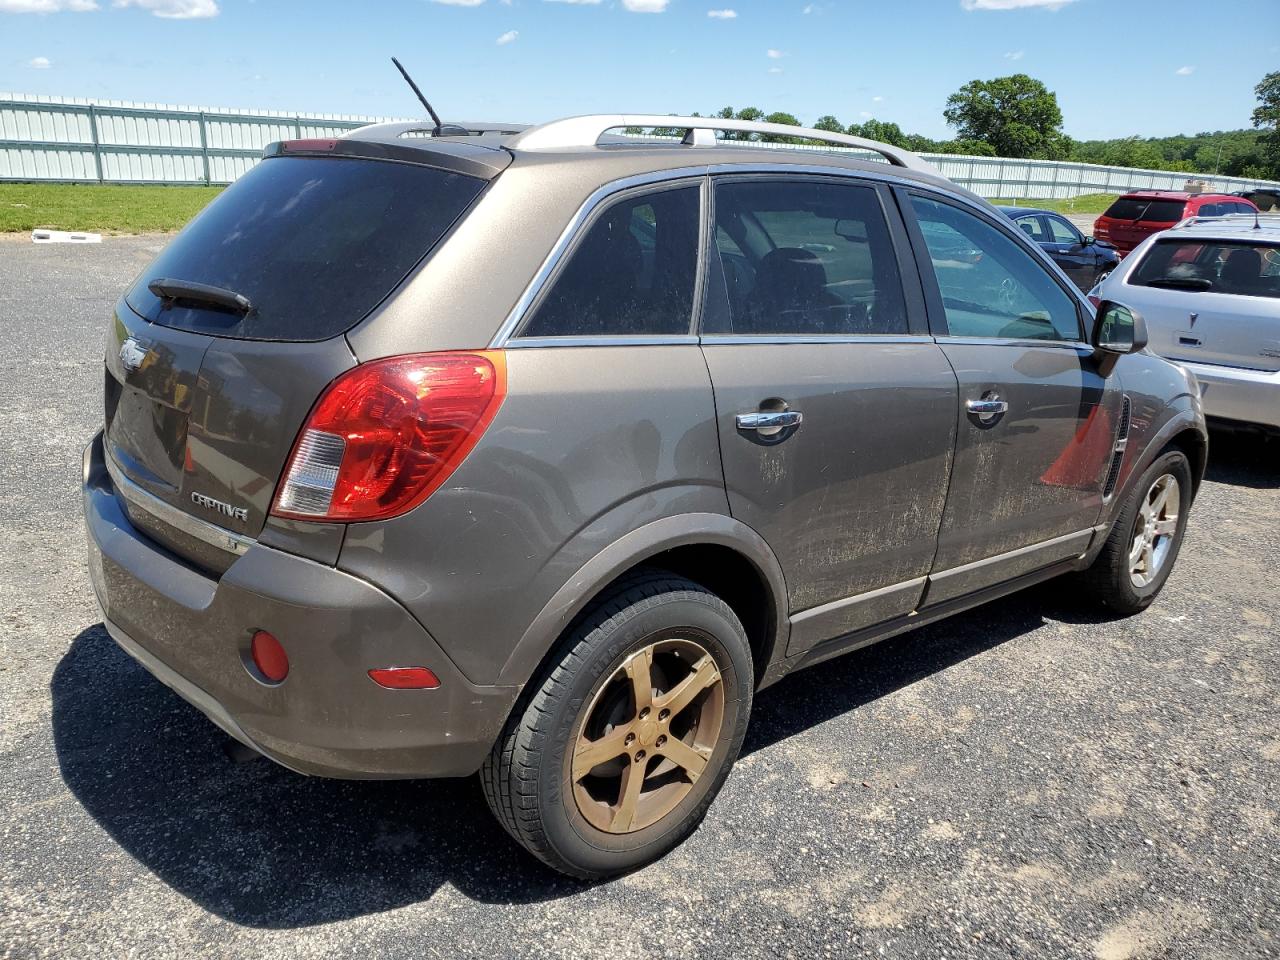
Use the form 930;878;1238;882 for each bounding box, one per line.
271;351;506;523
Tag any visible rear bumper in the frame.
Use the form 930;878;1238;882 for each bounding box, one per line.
82;431;519;779
1177;360;1280;431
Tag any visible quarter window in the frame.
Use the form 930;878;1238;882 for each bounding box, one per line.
520;185;700;338
707;179;908;336
909;195;1082;342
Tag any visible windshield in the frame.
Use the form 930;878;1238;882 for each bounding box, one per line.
126;156;486;341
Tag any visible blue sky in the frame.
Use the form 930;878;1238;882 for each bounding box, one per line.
2;0;1277;140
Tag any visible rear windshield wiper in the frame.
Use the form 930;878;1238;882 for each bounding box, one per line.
148;278;254;315
1145;277;1212;291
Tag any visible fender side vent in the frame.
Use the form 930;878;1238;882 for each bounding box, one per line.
1102;395;1132;499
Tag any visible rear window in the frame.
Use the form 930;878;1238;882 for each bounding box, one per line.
1129;239;1280;299
1103;197;1187;223
126;156;486;341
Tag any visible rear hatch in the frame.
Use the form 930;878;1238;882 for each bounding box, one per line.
104;148;491;564
1123;236;1280;371
1099;197;1187;252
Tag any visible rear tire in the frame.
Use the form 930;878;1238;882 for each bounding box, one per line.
481;571;753;879
1081;448;1193;614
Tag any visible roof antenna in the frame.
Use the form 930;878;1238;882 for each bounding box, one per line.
391;57;466;137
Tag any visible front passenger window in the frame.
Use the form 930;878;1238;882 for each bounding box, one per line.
909;196;1082;342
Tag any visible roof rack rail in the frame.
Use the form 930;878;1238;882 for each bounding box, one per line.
506;114;936;173
345;120;531;142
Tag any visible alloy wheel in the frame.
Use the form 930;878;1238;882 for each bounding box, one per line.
1129;473;1180;588
570;637;724;834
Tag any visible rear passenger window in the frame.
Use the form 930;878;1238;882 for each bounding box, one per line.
520;185;700;338
909;195;1082;342
706;179;907;336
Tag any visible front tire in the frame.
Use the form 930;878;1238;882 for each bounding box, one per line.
481;571;753;879
1081;448;1193;613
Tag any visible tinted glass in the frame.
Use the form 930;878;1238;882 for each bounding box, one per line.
1103;197;1187;223
707;179;907;335
126;157;485;342
1198;203;1222;217
1130;240;1280;299
1047;217;1080;244
910;195;1082;341
521;186;699;338
1140;200;1188;222
1103;198;1150;220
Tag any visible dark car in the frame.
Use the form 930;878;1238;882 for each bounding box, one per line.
1232;188;1279;212
83;113;1207;879
1003;206;1120;290
1093;191;1258;257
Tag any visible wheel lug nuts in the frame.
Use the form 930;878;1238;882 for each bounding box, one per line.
639;708;650;720
635;750;646;762
656;735;666;747
624;733;635;746
658;709;669;721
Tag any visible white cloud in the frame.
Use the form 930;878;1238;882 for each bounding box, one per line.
766;48;785;58
871;95;883;102
113;0;217;16
0;0;96;10
496;28;517;43
430;0;486;4
1004;49;1024;60
542;0;602;4
961;0;1076;9
28;55;52;67
1176;65;1194;76
707;7;736;17
622;0;667;10
768;66;783;74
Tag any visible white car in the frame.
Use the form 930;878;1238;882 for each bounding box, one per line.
1091;214;1280;433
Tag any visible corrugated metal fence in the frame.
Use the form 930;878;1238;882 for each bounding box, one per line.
3;93;1279;198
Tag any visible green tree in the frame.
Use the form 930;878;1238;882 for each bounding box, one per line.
813;114;844;133
943;74;1069;159
1252;70;1280;178
847;118;907;147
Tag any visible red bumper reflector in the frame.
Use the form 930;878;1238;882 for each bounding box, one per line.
251;630;289;683
368;667;441;690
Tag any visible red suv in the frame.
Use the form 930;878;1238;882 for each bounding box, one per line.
1094;191;1258;257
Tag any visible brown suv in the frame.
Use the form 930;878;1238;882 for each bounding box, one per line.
83;114;1207;878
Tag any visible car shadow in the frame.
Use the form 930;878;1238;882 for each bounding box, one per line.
1205;428;1280;489
54;587;1062;927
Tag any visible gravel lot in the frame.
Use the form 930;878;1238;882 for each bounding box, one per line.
1;236;1278;960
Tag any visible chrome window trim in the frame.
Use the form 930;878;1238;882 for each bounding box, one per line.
933;335;1093;352
488;160;951;348
105;452;255;557
701;334;933;346
505;335;700;349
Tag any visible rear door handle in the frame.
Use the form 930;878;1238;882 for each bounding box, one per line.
736;411;803;431
965;399;1009;415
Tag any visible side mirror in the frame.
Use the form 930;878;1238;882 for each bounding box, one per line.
1092;300;1148;355
1081;235;1096;247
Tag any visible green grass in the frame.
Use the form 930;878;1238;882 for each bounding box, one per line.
988;193;1118;215
0;182;223;234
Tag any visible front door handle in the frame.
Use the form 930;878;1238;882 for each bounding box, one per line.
736;411;803;431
